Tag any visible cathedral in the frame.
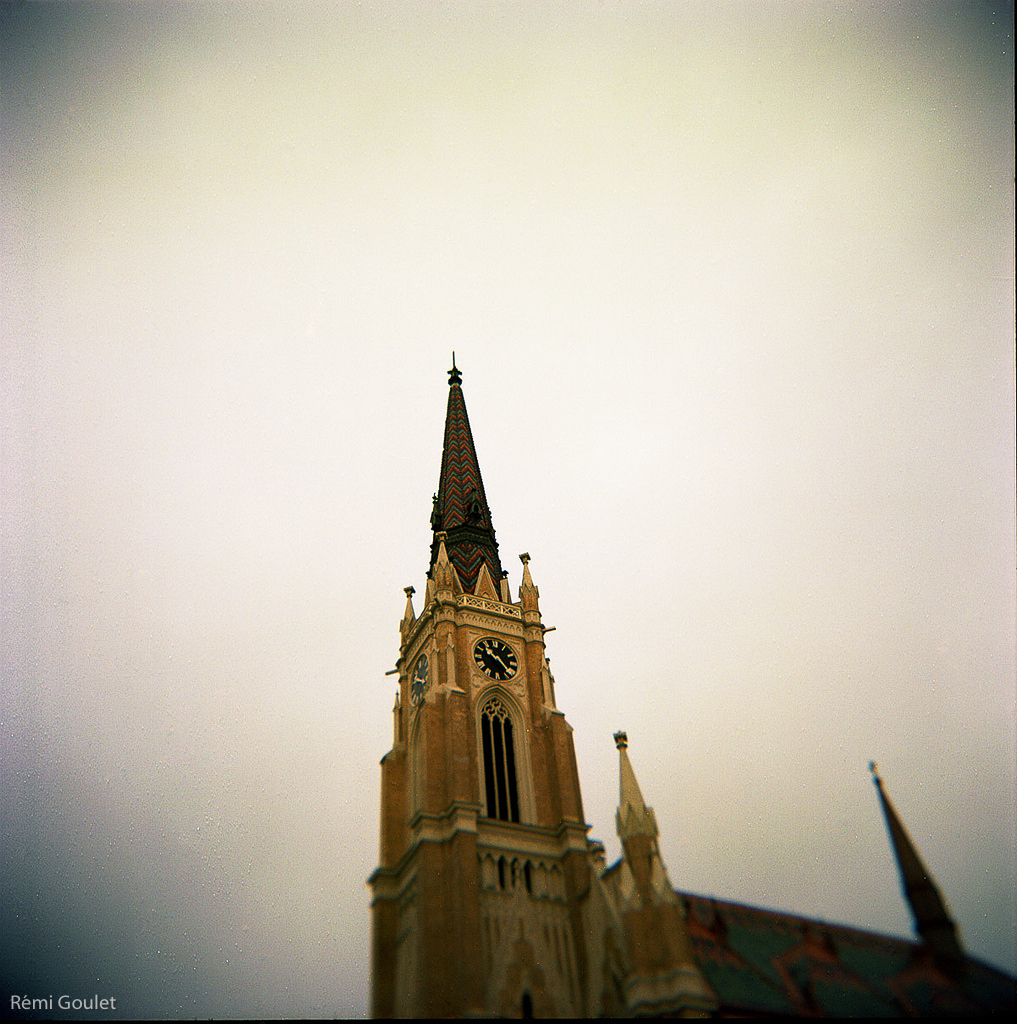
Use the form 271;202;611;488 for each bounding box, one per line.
368;361;1016;1018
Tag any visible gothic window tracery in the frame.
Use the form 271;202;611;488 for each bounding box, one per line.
480;695;520;823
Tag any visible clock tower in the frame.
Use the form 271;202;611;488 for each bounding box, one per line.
369;360;609;1018
365;361;1017;1019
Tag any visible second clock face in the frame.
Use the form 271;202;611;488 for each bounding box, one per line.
473;637;518;680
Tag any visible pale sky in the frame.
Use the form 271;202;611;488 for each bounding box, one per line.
2;2;1014;1018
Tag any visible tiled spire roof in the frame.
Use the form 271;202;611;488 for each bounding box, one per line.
428;358;503;593
869;762;963;967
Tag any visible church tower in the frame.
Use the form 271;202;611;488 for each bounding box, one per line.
369;360;598;1018
366;362;1014;1019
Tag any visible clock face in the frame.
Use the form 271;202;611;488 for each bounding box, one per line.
411;654;429;706
473;637;517;680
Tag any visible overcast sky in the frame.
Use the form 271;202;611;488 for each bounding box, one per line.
2;1;1014;1018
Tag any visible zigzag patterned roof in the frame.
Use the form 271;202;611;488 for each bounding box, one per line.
428;361;503;593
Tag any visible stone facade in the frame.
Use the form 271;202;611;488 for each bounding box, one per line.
369;539;613;1017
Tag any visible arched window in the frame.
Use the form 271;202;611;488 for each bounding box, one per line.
480;695;520;822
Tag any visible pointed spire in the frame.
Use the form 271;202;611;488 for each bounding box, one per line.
869;762;963;966
519;552;540;612
399;586;416;641
429;359;504;593
431;532;461;594
609;734;717;1017
615;731;659;840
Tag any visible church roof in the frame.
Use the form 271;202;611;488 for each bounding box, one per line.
606;738;1016;1016
680;892;1016;1018
428;358;504;592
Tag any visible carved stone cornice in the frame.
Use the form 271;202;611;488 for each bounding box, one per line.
459;593;522;620
476;817;591;859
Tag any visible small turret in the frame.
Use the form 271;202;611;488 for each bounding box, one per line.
431;532;460;595
614;731;658;841
399;586;416;642
611;732;717;1017
519;552;540;613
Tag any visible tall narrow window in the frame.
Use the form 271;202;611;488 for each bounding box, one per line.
480;696;520;822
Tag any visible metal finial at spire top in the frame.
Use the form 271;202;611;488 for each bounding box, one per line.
869;760;881;782
448;353;461;386
614;731;628;750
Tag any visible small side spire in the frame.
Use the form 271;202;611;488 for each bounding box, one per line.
519;552;540;612
431;532;461;594
611;733;718;1016
615;731;658;840
399;586;416;641
869;762;964;969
